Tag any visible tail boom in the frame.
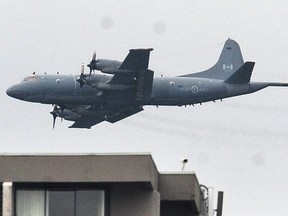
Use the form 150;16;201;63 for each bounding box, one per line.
225;82;288;98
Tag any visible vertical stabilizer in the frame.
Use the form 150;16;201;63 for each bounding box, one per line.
180;39;244;80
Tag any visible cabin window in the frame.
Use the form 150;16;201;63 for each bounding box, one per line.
21;76;40;82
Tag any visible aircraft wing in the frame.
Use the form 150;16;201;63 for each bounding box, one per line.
110;48;153;85
69;116;106;129
105;105;143;123
68;105;143;129
119;48;153;70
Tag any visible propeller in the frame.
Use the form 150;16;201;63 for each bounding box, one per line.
76;63;87;88
50;105;60;129
50;105;65;129
87;51;97;76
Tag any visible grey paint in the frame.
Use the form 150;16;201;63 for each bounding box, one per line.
6;39;288;128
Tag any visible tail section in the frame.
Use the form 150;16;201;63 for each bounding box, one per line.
180;38;244;80
224;62;255;84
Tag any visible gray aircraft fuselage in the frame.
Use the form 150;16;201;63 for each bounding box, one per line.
6;39;288;128
7;73;282;106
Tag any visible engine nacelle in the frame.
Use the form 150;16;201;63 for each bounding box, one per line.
58;109;81;121
91;59;122;71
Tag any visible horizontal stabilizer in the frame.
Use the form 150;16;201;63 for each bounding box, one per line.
224;62;255;84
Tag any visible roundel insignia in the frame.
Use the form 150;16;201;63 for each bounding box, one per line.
191;85;199;93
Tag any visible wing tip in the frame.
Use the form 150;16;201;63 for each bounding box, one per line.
129;48;154;52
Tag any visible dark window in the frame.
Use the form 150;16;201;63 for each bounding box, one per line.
48;191;74;216
16;188;105;216
76;190;105;216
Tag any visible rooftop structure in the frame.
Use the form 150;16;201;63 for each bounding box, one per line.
0;153;208;216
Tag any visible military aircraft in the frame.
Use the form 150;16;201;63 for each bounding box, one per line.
6;39;288;129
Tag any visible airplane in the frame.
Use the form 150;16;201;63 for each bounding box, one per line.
6;39;288;129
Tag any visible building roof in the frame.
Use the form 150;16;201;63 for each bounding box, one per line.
0;153;201;213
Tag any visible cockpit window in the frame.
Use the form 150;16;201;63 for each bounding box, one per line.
21;75;42;82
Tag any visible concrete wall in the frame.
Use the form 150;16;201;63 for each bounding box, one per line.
110;183;160;216
2;183;13;216
0;154;158;190
159;173;201;214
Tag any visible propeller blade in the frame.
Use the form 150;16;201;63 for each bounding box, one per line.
81;63;85;75
92;52;96;61
50;105;61;129
52;113;57;129
87;51;97;77
77;64;87;88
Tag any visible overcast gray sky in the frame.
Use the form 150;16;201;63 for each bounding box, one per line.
1;0;288;215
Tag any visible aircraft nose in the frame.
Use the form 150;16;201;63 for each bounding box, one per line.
6;85;27;99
